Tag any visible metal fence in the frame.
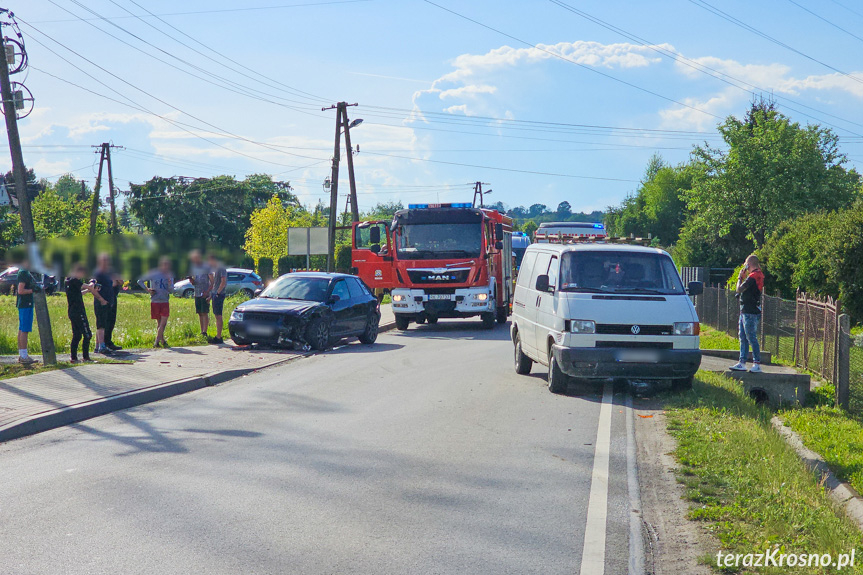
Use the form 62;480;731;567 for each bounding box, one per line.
694;285;862;411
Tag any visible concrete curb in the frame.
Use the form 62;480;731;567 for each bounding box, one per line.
0;318;396;444
771;416;863;531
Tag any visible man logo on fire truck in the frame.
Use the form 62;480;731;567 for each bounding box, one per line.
351;202;514;331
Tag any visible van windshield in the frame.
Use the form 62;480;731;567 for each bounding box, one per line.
559;251;685;295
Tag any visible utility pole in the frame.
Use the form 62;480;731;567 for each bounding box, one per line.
322;102;358;271
472;181;492;208
89;142;122;235
341;106;359;223
0;14;56;365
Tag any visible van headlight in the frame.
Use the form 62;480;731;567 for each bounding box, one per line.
570;320;595;334
475;292;489;301
674;322;699;335
231;310;244;321
392;294;406;302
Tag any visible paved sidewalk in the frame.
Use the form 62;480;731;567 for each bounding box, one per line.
0;305;395;442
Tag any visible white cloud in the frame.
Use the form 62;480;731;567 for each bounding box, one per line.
438;85;497;99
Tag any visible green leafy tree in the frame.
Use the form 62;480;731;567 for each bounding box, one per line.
364;200;404;220
522;220;538;240
244;195;289;274
556;201;572;217
52;174;88;200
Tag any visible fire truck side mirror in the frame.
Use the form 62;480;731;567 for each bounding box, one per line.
369;226;381;244
494;222;503;241
494;240;503;250
370;244;381;255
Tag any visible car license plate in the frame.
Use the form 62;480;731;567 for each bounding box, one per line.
247;325;274;336
617;350;660;363
428;294;450;300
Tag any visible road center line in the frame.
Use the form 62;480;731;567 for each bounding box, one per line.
579;381;613;575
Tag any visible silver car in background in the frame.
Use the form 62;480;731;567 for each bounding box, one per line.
172;268;263;298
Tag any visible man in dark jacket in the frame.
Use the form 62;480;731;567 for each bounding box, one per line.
730;254;765;373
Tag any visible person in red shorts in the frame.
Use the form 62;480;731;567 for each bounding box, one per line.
137;257;174;348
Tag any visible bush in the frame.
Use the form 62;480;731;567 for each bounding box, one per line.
334;243;352;273
257;257;273;281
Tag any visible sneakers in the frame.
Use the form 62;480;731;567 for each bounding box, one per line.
106;343;123;351
208;337;224;345
729;362;747;371
749;363;763;373
17;356;37;365
96;345;114;355
160;340;171;349
70;357;79;364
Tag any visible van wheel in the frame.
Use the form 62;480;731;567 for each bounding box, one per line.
426;316;438;324
496;306;508;324
395;315;410;330
481;312;495;329
547;348;569;394
416;316;426;324
671;376;694;392
513;332;532;375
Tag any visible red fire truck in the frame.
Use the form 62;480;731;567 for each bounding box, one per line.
351;202;514;330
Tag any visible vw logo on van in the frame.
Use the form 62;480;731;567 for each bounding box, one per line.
630;325;641;335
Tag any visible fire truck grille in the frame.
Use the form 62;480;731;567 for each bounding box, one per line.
407;269;470;284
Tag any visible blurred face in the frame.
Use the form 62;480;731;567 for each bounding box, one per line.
190;251;201;265
98;255;110;270
159;260;171;273
73;267;86;279
746;255;759;269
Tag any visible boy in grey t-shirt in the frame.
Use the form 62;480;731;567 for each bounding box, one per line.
188;250;211;340
137;257;174;348
208;253;228;344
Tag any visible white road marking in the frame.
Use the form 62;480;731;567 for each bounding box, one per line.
626;394;646;575
579;381;613;575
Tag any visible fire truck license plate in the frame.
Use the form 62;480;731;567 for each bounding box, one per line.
428;294;450;300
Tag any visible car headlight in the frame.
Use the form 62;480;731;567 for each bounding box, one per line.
570;320;596;334
392;294;406;302
231;310;244;321
673;322;699;335
475;292;489;301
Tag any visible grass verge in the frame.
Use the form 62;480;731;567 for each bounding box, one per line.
0;292;247;355
700;325;740;351
666;371;863;573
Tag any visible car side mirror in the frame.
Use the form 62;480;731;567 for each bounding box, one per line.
329;294;341;304
369;226;381;244
687;281;703;296
495;222;503;241
370;244;381;254
254;288;263;297
535;274;549;292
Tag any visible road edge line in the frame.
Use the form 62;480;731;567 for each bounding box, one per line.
579;380;613;574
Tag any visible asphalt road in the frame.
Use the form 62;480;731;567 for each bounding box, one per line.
0;320;639;575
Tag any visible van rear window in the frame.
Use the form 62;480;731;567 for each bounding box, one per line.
559;251;684;295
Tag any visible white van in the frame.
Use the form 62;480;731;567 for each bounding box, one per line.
511;242;703;393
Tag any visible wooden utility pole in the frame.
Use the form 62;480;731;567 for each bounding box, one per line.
90;144;106;235
89;142;122;235
0;26;56;365
322;102;358;271
341;106;359;223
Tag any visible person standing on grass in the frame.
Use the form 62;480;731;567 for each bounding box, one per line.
92;253;115;356
15;258;37;365
730;254;765;373
66;263;106;363
137;257;174;348
104;276;123;352
207;253;227;345
188;250;211;340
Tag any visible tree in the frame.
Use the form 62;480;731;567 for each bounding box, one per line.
244;195;289;275
522;220;538;240
3;167;42;202
52;174;88;200
527;204;548;218
365;201;404;220
508;206;528;218
556;201;572;217
686;100;860;251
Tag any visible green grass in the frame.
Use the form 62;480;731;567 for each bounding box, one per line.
700;325;741;351
0;292;247;354
666;372;863;573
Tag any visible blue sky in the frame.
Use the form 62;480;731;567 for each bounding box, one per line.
8;0;863;214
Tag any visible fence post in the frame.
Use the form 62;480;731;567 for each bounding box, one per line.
821;298;830;380
793;290;800;365
837;313;851;410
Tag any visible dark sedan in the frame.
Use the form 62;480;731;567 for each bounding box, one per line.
0;267;59;295
228;272;380;350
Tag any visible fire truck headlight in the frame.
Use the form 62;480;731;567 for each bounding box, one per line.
392;294;406;302
475;292;489;301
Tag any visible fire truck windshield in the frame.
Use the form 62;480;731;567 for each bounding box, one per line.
396;223;482;260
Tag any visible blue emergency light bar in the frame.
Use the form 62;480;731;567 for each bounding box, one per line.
593;223;604;229
408;202;473;209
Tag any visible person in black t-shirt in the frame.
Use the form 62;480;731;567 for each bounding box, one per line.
92;253;116;355
67;263;107;363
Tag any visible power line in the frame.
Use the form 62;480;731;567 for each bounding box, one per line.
784;0;863;44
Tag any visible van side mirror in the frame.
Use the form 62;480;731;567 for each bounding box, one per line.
369;226;381;244
494;222;503;241
535;274;550;292
687;281;703;296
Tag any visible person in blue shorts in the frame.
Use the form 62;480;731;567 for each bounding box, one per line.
16;259;37;365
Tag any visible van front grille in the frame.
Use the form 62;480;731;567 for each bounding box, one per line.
595;341;673;349
595;324;673;336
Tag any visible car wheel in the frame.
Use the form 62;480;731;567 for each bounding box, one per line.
240;288;254;298
496;306;508;324
395;314;410;330
513;331;532;375
481;312;495;329
547;347;569;394
358;314;379;344
671;376;694;392
183;288;194;298
304;317;331;351
426;316;438;325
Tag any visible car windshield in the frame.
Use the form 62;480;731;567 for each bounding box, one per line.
558;251;685;295
261;276;330;302
396;223;482;260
